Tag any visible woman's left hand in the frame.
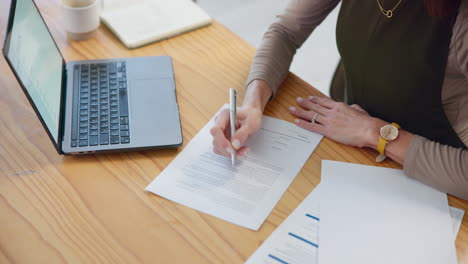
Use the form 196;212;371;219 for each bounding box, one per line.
289;96;384;148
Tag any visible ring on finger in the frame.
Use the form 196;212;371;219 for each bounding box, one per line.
311;113;319;124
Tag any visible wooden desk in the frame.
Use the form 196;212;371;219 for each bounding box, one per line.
0;0;467;263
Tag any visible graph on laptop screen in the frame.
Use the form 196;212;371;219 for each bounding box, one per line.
6;0;63;142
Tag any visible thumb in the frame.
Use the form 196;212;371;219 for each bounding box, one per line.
231;126;251;150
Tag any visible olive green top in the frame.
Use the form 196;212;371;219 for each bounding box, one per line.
336;0;464;148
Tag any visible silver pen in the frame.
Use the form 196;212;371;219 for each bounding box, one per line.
229;88;237;166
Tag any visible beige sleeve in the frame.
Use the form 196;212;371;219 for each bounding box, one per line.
455;0;468;78
246;0;341;95
404;135;468;200
405;6;468;200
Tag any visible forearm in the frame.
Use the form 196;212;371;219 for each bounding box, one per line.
404;136;468;200
245;23;298;96
246;0;340;97
242;80;273;111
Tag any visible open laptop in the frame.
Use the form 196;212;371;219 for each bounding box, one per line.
2;0;183;155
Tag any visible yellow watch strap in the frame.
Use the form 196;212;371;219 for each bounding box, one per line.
377;137;388;155
377;123;400;155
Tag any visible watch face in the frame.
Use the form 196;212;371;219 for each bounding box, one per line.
380;124;399;141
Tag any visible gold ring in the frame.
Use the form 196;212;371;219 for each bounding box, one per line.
312;113;318;124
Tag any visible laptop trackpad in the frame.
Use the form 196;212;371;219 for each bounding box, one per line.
129;78;181;146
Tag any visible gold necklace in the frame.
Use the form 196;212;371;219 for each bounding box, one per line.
376;0;403;18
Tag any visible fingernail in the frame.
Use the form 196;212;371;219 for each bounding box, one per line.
289;106;296;111
232;139;241;149
294;119;300;124
296;97;303;102
308;96;314;100
226;147;234;154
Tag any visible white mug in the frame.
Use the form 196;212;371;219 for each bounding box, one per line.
62;0;102;40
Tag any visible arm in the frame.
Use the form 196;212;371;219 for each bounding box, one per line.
402;6;468;200
211;0;340;156
291;95;468;200
246;0;341;98
404;137;468;200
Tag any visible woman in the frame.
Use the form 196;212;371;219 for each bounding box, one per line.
210;0;468;200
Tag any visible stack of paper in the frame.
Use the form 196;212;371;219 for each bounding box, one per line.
247;161;465;264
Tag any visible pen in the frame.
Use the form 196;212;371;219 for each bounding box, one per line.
229;88;237;166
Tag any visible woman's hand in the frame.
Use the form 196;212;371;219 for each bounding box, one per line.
289;96;384;148
210;80;272;158
210;105;263;158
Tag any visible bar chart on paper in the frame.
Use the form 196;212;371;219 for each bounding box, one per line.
246;186;321;264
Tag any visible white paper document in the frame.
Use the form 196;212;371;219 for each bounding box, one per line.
145;109;323;230
245;183;464;264
319;161;457;264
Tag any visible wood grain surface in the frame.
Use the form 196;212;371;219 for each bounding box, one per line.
0;0;467;263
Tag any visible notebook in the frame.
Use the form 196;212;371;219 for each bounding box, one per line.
101;0;212;49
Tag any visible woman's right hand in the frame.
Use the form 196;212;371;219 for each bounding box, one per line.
210;105;263;158
210;80;272;158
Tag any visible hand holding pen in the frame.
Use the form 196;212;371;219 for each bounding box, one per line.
210;88;263;163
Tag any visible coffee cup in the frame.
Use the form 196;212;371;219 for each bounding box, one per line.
62;0;102;40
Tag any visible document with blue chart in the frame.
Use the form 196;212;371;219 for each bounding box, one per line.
246;183;464;264
245;186;322;264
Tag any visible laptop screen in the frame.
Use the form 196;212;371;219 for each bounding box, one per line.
5;0;63;143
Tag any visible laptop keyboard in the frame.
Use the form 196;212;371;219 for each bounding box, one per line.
71;62;130;148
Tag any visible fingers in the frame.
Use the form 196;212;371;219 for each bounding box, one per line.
292;96;330;125
294;118;326;135
231;125;251;150
211;127;250;158
237;146;250;158
296;97;330;115
307;96;336;109
210;126;234;157
211;106;261;158
214;109;229;131
289;106;312;120
211;125;250;158
289;106;328;125
210;109;234;157
312;113;326;124
230;106;262;150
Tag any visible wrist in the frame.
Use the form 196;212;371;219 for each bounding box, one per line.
242;80;273;111
364;117;387;149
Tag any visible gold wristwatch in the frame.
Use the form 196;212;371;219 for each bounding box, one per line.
376;123;400;162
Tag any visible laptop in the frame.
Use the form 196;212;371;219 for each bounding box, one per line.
2;0;183;155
